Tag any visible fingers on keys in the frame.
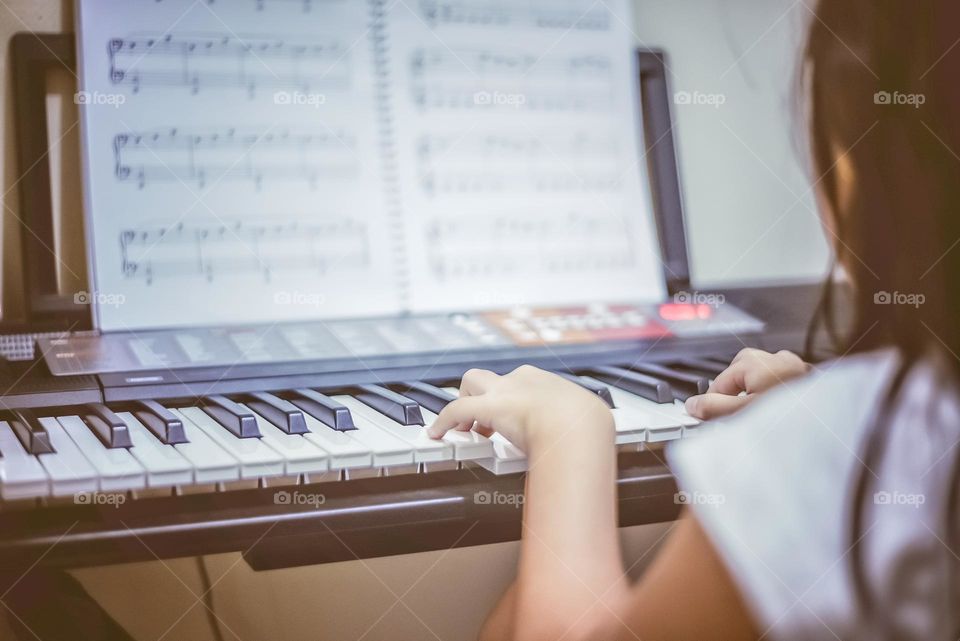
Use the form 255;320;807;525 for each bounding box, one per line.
428;395;493;439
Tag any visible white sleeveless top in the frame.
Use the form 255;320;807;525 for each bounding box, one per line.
668;349;960;640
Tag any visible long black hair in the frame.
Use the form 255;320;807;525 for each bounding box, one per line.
801;1;960;637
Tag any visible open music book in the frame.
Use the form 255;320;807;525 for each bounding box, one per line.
76;0;665;331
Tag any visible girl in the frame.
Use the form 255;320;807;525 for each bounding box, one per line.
428;2;960;639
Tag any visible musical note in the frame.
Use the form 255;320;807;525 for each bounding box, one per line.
410;49;612;78
120;218;370;285
418;1;612;31
108;33;351;96
425;212;637;281
417;132;619;159
408;48;614;113
416;131;623;195
113;127;358;189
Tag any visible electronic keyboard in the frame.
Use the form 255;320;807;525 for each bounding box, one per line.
0;308;764;573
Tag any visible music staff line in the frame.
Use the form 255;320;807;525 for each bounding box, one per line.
109;32;351;95
417;132;620;160
411;48;613;79
423;209;639;280
416;131;624;195
113;127;359;189
158;0;348;11
417;0;612;31
120;218;370;285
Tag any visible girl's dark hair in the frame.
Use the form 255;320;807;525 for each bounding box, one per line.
801;1;960;636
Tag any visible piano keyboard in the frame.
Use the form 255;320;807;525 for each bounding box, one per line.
0;358;726;502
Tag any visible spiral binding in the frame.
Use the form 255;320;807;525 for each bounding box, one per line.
369;0;412;310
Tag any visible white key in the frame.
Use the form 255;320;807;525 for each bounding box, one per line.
116;412;193;487
0;421;49;499
577;376;663;443
58;416;146;492
36;417;98;496
589;379;685;442
167;409;239;483
441;387;527;474
478;433;528;475
338;397;452;464
622;393;698;442
178;407;284;480
299;415;372;470
421;409;494;461
330;396;414;467
673;400;703;437
240;404;329;475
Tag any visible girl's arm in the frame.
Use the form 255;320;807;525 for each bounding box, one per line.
431;365;764;641
481;516;758;641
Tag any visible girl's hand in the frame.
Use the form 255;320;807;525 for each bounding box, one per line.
427;365;614;452
684;348;810;420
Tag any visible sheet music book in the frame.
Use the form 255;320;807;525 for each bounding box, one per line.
76;0;665;331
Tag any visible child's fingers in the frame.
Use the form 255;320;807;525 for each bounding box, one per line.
459;368;500;397
428;396;492;438
707;361;748;396
685;392;751;420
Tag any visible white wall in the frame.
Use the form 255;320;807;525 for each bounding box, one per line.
633;0;831;287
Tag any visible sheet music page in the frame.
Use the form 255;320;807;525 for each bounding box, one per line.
76;0;400;331
76;0;665;332
384;0;665;312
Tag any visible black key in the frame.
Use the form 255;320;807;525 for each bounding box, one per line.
243;392;307;435
587;366;674;404
287;389;356;432
391;382;456;414
201;395;260;438
554;373;615;408
625;363;709;401
702;355;735;369
670;356;729;378
82;403;133;448
353;384;424;426
130;400;187;444
5;409;54;454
